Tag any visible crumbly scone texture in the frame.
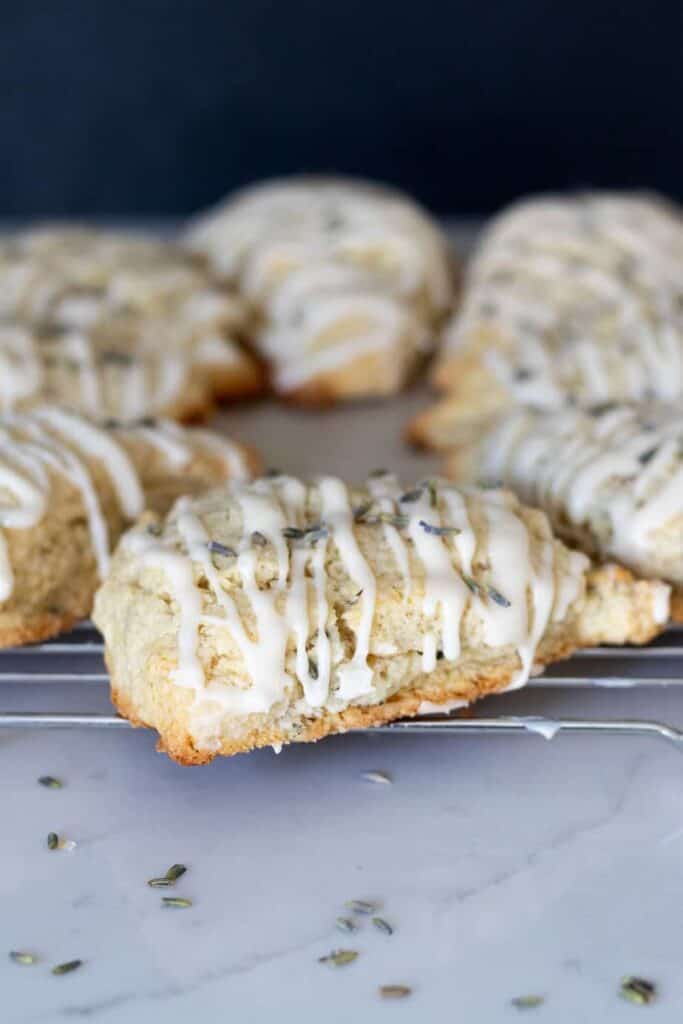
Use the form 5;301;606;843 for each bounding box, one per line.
93;476;669;764
185;177;456;402
441;402;683;615
0;226;264;422
422;192;683;443
0;411;260;648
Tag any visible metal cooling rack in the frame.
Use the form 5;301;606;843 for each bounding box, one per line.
1;623;683;747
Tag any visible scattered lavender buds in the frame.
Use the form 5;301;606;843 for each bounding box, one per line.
620;977;657;1006
52;960;83;976
318;949;358;966
399;488;423;503
38;776;62;789
335;917;358;934
345;900;380;915
9;951;38;966
510;994;545;1010
419;520;461;537
147;864;187;888
372;917;394;936
208;540;236;558
487;585;511;608
380;985;412;1000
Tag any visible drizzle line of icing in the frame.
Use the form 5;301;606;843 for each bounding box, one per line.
125;475;590;729
0;409;248;604
187;180;451;390
440;193;683;407
473;404;683;587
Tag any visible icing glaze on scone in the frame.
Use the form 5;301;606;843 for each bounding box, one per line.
119;474;590;724
0;228;261;420
434;193;683;407
186;179;454;399
0;408;252;603
446;403;683;594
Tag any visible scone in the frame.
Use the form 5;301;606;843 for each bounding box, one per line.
412;192;683;448
93;473;669;763
442;402;683;620
185;177;455;402
0;407;260;647
0;227;264;421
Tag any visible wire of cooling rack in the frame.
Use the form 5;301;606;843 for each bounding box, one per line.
0;623;682;746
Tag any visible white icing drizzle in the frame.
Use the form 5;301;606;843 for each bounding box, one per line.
475;404;683;587
0;326;42;412
402;486;468;670
186;178;451;391
0;414;118;597
439;193;683;407
124;419;249;481
318;476;377;699
366;474;412;593
32;407;144;518
124;476;589;736
185;428;250;480
277;476;331;706
0;229;250;421
0;407;247;605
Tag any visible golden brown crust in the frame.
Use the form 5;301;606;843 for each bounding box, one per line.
0;605;90;649
407;363;509;451
110;636;577;766
209;358;268;404
672;589;683;623
102;552;667;765
275;347;427;406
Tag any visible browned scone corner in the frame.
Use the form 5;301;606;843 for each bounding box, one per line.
0;408;260;649
93;473;670;765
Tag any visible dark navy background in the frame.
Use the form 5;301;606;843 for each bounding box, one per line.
1;1;680;216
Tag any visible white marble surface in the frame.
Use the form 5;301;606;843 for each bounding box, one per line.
3;322;683;1022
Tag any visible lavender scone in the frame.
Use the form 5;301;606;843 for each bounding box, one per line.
411;191;683;449
93;473;668;763
443;403;682;621
0;226;263;421
0;407;260;647
186;177;455;403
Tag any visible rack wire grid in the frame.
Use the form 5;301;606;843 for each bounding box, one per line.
1;621;682;747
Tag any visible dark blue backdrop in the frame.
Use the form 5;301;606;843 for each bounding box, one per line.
1;1;680;216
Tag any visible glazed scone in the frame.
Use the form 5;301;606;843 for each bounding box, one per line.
442;403;683;620
93;473;669;763
0;227;263;421
185;177;455;402
0;407;260;647
414;192;683;447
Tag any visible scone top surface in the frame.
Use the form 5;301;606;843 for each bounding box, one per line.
0;406;257;646
431;191;683;411
186;178;455;399
445;401;683;592
96;471;635;760
0;226;260;421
